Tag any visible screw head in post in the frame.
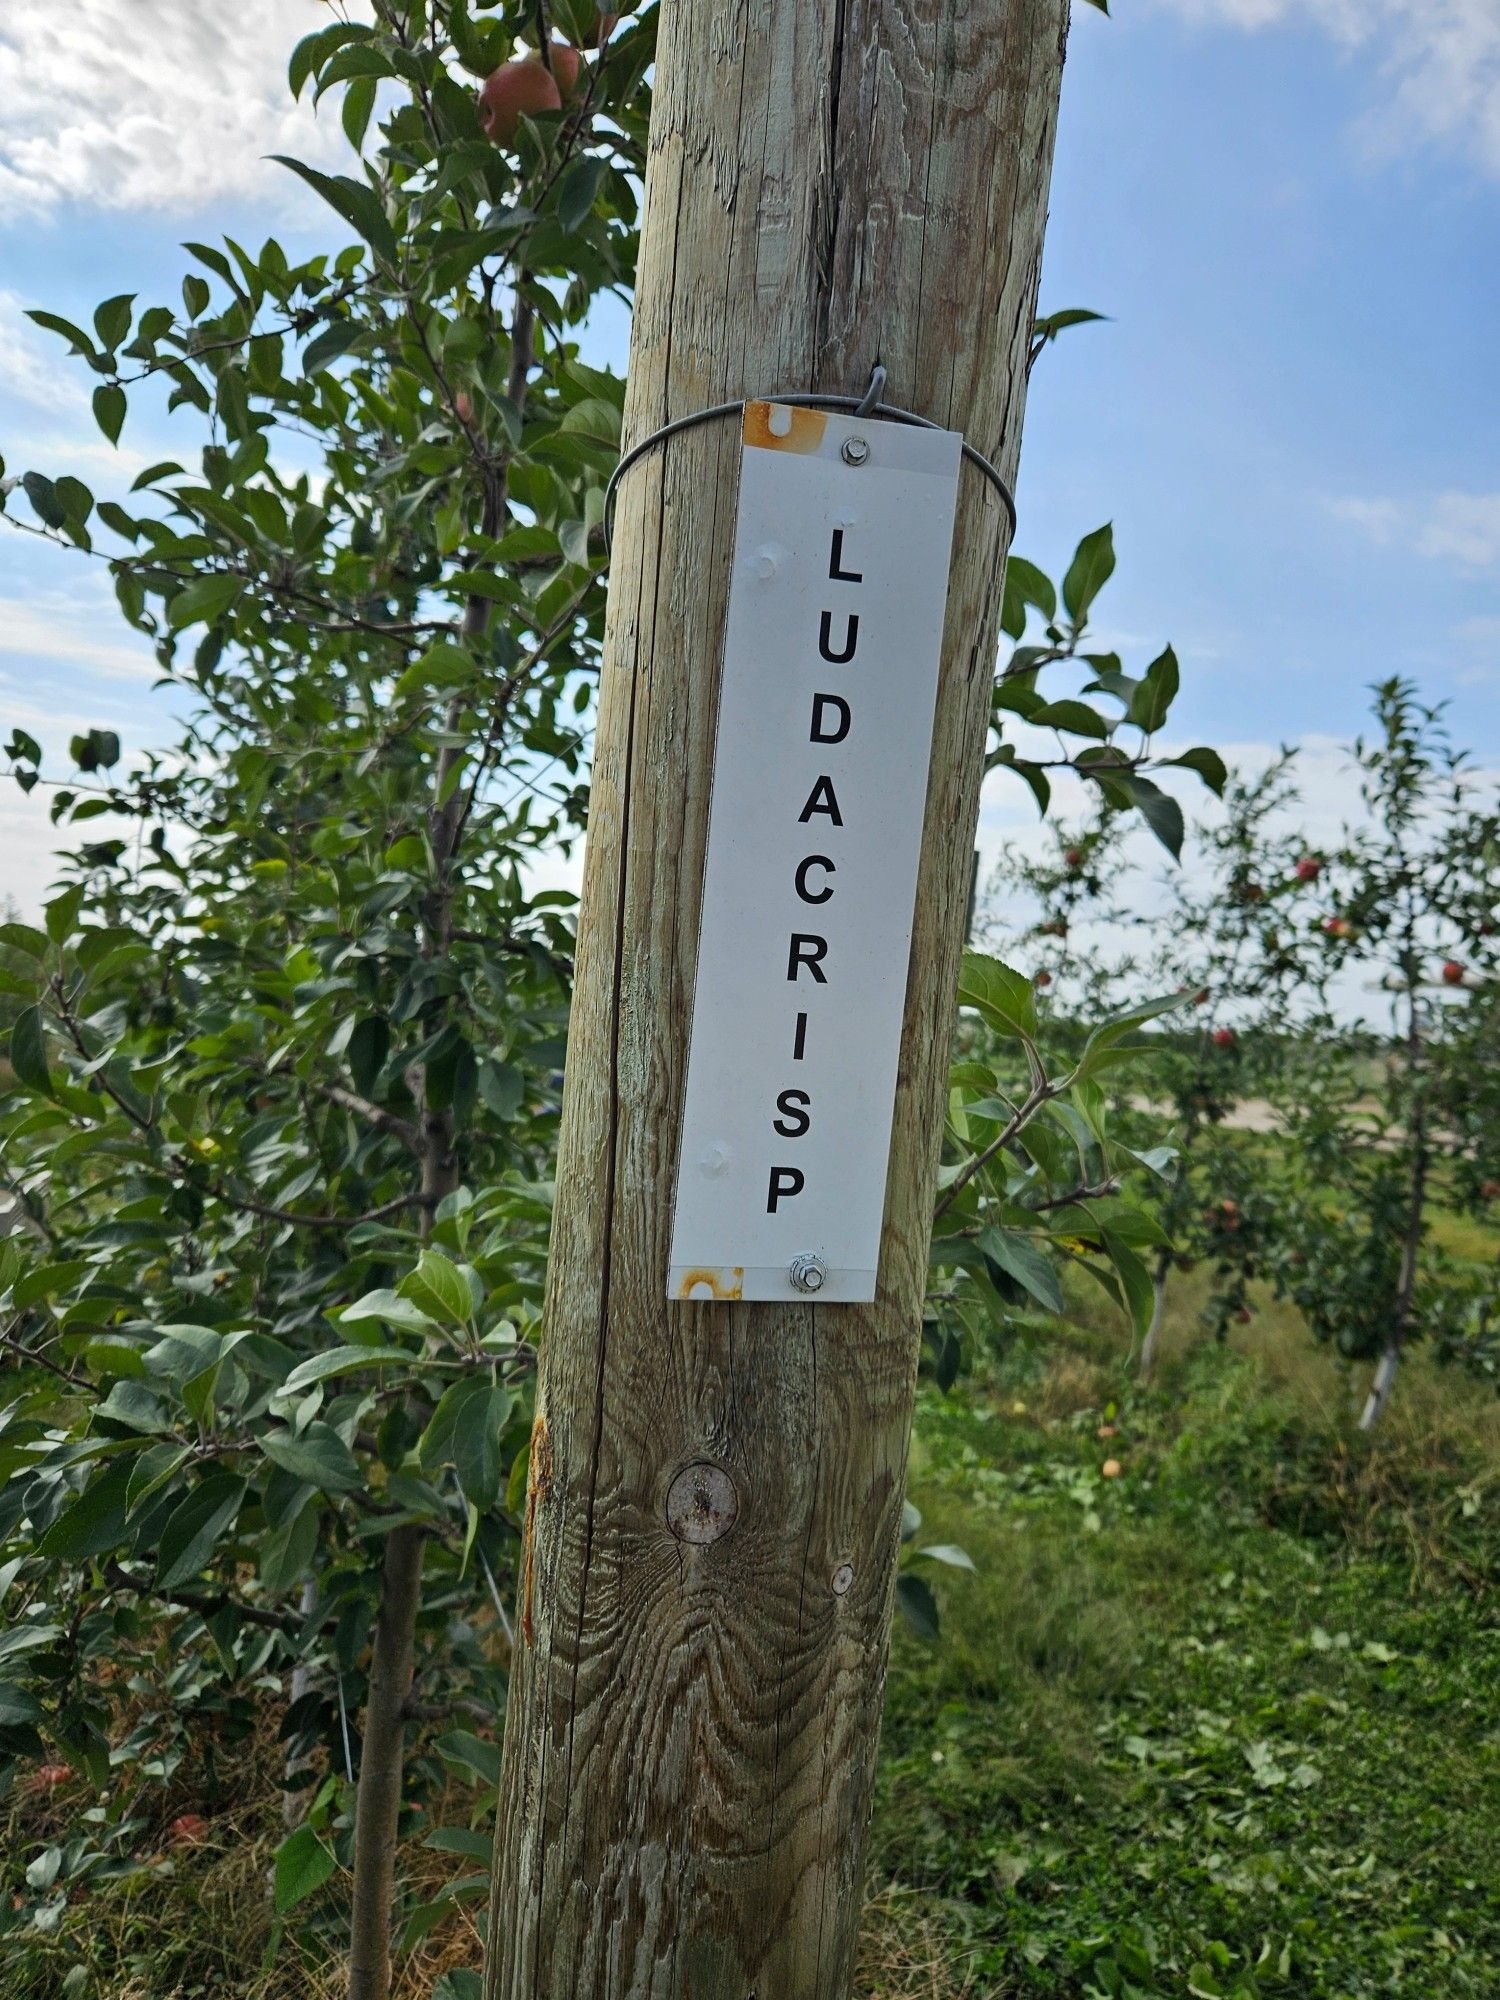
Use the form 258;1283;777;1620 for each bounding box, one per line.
841;436;869;466
789;1254;827;1295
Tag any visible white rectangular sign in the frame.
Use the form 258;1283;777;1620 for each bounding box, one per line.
667;399;963;1305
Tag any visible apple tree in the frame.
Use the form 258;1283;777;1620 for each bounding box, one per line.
0;7;1227;1994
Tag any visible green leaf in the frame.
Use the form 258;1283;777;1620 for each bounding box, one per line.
1032;306;1108;349
93;294;135;351
392;641;479;703
25;310;96;357
35;1457;138;1561
0;1684;45;1726
1102;1231;1155;1344
342;73;377;151
339;1289;438;1336
1029;698;1109;740
261;1495;320;1597
302;319;366;376
1060;523;1115;626
434;1729;502;1786
558;157;606;233
1128;645;1180;733
419;1377;511;1509
10;1006;53;1096
895;1572;940;1640
910;1543;976;1572
44;884;85;945
1118;775;1185;860
999;556;1057;640
156;1476;246;1589
399;1249;473;1328
274;1823;337;1913
22;472;66;530
977;1228;1065;1314
1167;746;1229;797
261;1424;361;1495
168;574;243;631
280;1346;417;1396
92;384;127;445
269;156;396;265
957;953;1038;1042
0;921;48;959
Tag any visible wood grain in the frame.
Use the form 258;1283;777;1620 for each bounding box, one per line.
485;4;1070;1994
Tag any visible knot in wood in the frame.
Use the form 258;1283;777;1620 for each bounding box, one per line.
666;1462;738;1545
831;1562;855;1597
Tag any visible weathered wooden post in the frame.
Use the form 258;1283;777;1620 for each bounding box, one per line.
486;3;1070;1993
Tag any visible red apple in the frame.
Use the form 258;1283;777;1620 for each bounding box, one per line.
1442;960;1465;986
478;59;563;144
1480;1180;1500;1201
1212;1027;1236;1049
1190;986;1210;1007
546;40;584;96
1034;969;1052;988
169;1813;209;1846
1294;856;1322;883
1323;916;1351;938
1063;846;1084;870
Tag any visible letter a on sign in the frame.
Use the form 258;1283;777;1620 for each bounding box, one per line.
667;401;963;1303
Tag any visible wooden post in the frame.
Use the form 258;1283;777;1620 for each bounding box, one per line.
486;3;1070;1994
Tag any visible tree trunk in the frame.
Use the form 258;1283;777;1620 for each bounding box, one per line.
348;1522;426;2000
1361;996;1430;1433
1139;1248;1170;1378
485;3;1069;1994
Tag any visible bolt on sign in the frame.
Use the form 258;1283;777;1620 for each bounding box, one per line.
667;399;963;1304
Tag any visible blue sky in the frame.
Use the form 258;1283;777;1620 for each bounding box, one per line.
1;0;1497;915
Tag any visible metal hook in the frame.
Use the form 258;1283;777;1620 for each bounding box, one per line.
854;363;887;418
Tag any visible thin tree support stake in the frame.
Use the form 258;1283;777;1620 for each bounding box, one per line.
486;3;1071;1994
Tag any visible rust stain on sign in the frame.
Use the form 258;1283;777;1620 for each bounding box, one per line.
743;399;828;454
673;1266;745;1301
520;1413;553;1647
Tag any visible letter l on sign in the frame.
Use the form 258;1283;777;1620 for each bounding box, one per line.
668;400;963;1304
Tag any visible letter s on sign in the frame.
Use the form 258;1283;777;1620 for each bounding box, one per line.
774;1088;811;1138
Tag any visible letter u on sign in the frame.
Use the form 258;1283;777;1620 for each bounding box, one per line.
667;401;963;1304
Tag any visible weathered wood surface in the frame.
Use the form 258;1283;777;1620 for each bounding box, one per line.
486;4;1070;1995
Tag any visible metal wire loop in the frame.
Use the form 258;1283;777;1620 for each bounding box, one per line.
600;364;1017;556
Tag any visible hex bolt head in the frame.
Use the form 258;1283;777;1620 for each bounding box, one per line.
788;1254;828;1295
840;436;870;466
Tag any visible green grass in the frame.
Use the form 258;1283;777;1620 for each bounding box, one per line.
860;1284;1500;1999
4;1281;1497;2000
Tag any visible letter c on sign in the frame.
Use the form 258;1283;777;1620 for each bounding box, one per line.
795;855;835;905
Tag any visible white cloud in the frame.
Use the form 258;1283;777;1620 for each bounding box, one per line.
0;593;156;682
1452;615;1500;684
1327;489;1500;570
1157;0;1500;177
1416;492;1500;568
0;291;89;415
1325;494;1402;545
0;1;359;218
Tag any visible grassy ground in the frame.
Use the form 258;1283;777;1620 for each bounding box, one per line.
858;1283;1500;2000
4;1281;1497;1999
